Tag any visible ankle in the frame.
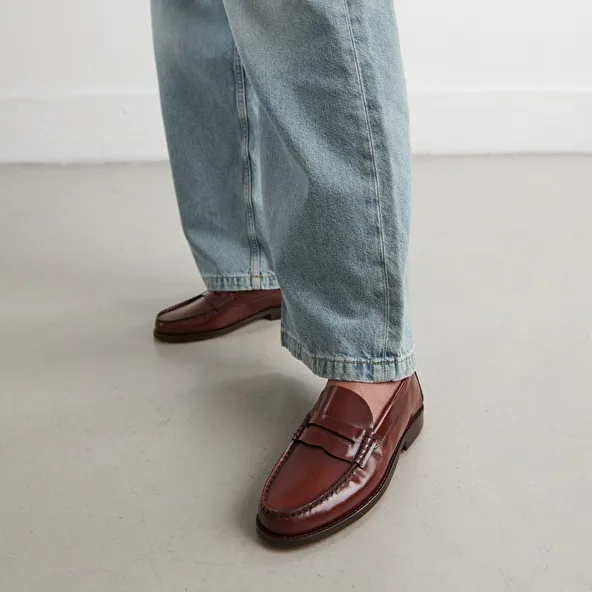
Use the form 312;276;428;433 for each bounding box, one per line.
327;380;401;423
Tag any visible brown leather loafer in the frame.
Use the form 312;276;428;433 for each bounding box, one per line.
257;373;424;546
154;289;282;342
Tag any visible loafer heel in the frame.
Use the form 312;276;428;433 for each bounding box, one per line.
402;409;424;451
265;308;282;321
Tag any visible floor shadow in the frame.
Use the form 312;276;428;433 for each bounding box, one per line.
198;366;318;544
214;371;317;538
154;334;321;543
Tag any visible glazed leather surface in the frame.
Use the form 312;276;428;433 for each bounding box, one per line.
155;290;282;336
258;374;424;537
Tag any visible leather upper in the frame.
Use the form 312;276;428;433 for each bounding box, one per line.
258;374;424;538
155;289;282;336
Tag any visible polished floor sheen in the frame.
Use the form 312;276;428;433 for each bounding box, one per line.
1;157;591;591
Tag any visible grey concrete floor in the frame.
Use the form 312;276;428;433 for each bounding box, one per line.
1;157;591;591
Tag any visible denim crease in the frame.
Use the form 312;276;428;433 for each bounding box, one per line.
152;0;416;382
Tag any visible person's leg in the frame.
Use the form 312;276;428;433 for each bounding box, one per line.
151;0;282;341
221;0;415;382
219;0;423;545
151;0;278;292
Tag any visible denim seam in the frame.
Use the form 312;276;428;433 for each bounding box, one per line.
281;329;415;366
341;0;390;361
233;46;261;290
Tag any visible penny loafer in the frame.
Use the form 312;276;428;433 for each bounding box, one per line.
257;373;424;546
154;289;282;342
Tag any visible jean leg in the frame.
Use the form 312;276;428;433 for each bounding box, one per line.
222;0;415;379
151;0;278;291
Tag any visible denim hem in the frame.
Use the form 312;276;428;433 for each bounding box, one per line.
281;330;416;382
202;273;280;291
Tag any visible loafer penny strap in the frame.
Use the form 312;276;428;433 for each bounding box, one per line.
295;411;376;467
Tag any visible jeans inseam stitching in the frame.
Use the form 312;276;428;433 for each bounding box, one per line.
341;0;390;362
281;329;415;366
233;46;261;290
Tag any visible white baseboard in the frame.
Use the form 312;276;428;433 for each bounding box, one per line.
1;89;591;163
0;92;167;164
410;88;592;155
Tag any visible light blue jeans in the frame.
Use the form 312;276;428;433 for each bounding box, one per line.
152;0;416;382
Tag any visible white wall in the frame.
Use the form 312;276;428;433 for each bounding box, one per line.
1;0;591;162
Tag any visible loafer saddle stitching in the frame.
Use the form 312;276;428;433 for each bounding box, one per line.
157;292;238;324
157;294;204;316
157;307;221;325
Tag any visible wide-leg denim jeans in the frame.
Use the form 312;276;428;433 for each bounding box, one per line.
151;0;416;382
